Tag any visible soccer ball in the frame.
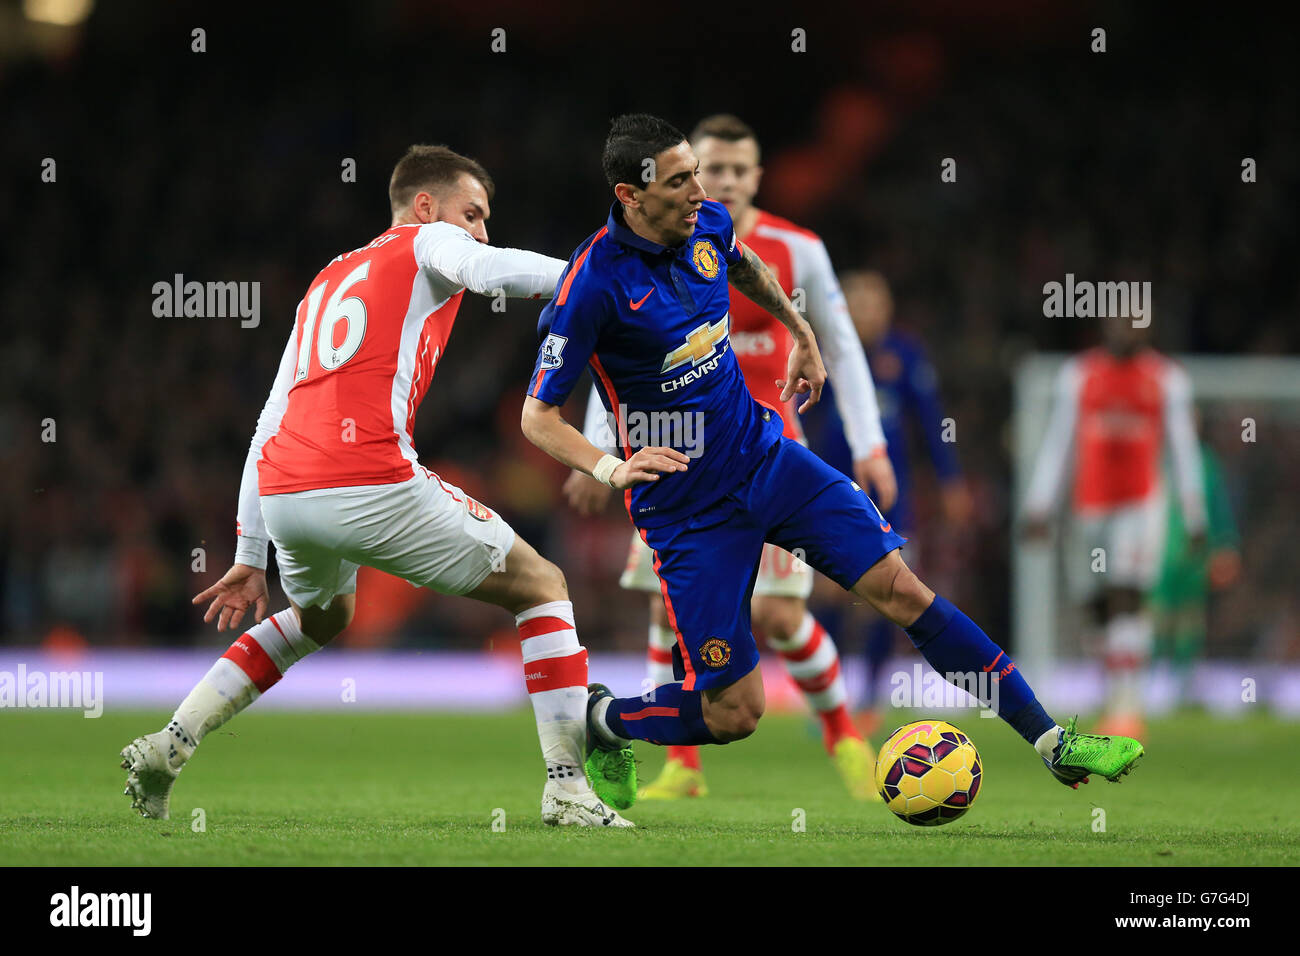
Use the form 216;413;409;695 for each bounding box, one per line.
875;719;982;826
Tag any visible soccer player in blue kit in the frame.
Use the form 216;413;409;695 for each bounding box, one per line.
520;114;1143;812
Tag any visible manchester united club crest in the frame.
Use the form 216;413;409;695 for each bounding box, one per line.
692;239;720;280
465;497;494;522
699;637;732;669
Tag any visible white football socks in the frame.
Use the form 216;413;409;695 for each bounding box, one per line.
165;609;320;765
517;601;590;793
1035;725;1064;761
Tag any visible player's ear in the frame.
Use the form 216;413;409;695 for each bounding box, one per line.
413;190;436;223
753;164;764;189
613;182;641;210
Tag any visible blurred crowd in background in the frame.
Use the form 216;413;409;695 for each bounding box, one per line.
2;2;1296;658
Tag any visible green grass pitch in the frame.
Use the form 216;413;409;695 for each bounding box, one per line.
2;709;1297;866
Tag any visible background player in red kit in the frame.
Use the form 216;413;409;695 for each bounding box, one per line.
120;145;632;828
1023;318;1206;738
564;115;896;800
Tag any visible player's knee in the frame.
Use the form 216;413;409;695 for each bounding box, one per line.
862;556;933;625
298;598;353;645
711;705;763;742
528;557;569;605
752;598;803;642
706;687;766;742
893;568;934;619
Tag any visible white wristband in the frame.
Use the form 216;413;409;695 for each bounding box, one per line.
592;454;622;487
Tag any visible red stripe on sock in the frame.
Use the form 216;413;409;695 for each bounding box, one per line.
819;705;860;753
620;705;680;721
647;646;673;665
1104;652;1145;670
518;616;574;640
794;658;841;694
221;635;282;693
523;649;588;694
666;745;701;769
268;612;297;656
781;622;825;663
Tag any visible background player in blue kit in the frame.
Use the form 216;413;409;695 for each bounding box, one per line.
801;270;974;732
520;113;1143;812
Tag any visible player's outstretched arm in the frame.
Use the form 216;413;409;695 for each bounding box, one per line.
728;245;826;410
797;240;895;505
193;320;295;630
521;396;689;490
562;386;619;514
415;223;566;300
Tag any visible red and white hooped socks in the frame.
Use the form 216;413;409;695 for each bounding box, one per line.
517;601;590;793
162;609;320;766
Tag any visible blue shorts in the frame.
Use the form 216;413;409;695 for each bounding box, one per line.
640;437;907;691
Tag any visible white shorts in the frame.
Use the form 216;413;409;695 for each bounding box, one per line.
1066;493;1167;599
260;469;516;609
619;530;814;600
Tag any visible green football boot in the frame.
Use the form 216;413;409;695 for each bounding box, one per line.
1044;715;1144;788
585;683;638;810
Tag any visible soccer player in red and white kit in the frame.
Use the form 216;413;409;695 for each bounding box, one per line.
1022;318;1206;739
120;145;632;827
564;115;897;800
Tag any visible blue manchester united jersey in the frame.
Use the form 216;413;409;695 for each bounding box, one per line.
528;199;784;528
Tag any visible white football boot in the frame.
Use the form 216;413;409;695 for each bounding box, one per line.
541;779;634;827
120;729;188;820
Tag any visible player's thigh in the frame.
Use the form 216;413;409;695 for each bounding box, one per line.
642;505;766;695
762;443;910;603
751;593;807;642
757;542;809;589
1108;495;1166;591
464;533;567;614
751;539;814;640
349;471;524;603
259;492;361;617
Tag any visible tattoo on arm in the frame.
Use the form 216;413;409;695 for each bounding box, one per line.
728;246;806;335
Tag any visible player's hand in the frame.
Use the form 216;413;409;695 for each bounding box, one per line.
1021;514;1051;541
563;468;614;515
940;480;975;525
192;563;270;632
611;446;690;489
777;333;826;413
854;454;898;512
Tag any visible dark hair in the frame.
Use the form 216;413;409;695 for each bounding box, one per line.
388;144;495;214
689;113;759;151
601;113;687;189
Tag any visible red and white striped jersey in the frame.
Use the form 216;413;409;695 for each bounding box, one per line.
730;209;884;454
1024;347;1206;528
233;222;564;568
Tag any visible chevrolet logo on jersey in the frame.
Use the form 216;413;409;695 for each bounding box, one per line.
660;316;730;374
